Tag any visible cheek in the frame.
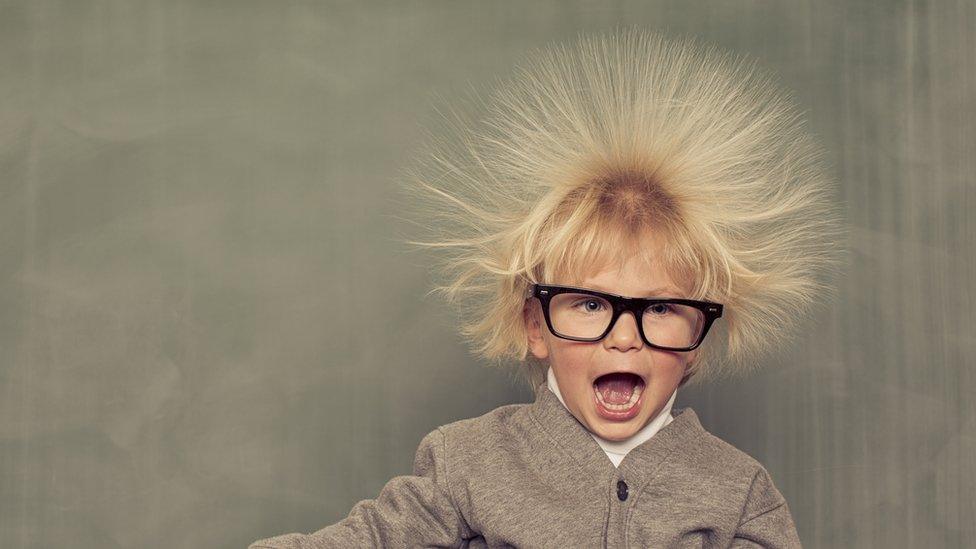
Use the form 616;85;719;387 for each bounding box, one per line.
647;353;690;384
548;344;593;386
549;337;595;362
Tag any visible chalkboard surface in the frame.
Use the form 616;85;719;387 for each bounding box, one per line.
1;2;973;548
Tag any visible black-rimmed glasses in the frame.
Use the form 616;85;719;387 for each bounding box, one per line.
526;284;723;351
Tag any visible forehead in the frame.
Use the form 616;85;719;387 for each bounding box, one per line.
571;254;683;298
555;230;685;296
539;217;696;297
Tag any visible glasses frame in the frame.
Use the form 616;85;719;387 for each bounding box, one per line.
526;283;723;351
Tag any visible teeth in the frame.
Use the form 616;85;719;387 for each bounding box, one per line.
594;382;643;411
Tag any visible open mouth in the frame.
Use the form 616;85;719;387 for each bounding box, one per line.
592;372;645;418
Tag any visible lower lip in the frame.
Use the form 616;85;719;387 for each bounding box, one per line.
593;384;645;421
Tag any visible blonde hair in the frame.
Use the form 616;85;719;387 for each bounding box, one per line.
392;27;846;392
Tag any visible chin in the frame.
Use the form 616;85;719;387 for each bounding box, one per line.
595;427;637;442
587;414;645;441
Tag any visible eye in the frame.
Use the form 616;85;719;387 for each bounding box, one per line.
573;299;606;313
646;303;673;315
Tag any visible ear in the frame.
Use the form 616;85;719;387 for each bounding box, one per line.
523;299;549;360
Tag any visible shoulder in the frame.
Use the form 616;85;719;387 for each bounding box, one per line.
674;408;777;482
664;409;790;521
435;400;529;442
677;411;787;501
702;429;766;473
425;400;536;468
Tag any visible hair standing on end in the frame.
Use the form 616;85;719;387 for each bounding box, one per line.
391;27;847;391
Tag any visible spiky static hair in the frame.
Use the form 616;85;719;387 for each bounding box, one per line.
392;27;846;392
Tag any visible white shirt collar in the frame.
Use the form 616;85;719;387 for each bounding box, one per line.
546;366;676;467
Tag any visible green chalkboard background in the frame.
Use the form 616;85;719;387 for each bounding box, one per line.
2;2;973;548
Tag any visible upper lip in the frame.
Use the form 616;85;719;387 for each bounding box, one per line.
592;369;647;386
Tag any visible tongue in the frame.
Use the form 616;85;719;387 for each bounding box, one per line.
595;373;639;405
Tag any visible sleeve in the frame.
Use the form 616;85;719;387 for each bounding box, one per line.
728;467;802;548
248;428;474;548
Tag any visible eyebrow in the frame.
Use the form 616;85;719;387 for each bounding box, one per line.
581;284;681;298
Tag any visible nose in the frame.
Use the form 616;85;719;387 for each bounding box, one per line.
604;310;643;351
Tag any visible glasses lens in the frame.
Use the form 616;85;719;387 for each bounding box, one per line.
642;302;704;349
549;293;705;348
550;293;614;339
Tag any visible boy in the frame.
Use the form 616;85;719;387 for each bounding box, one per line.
251;27;843;548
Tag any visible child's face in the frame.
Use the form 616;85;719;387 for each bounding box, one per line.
524;240;698;442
